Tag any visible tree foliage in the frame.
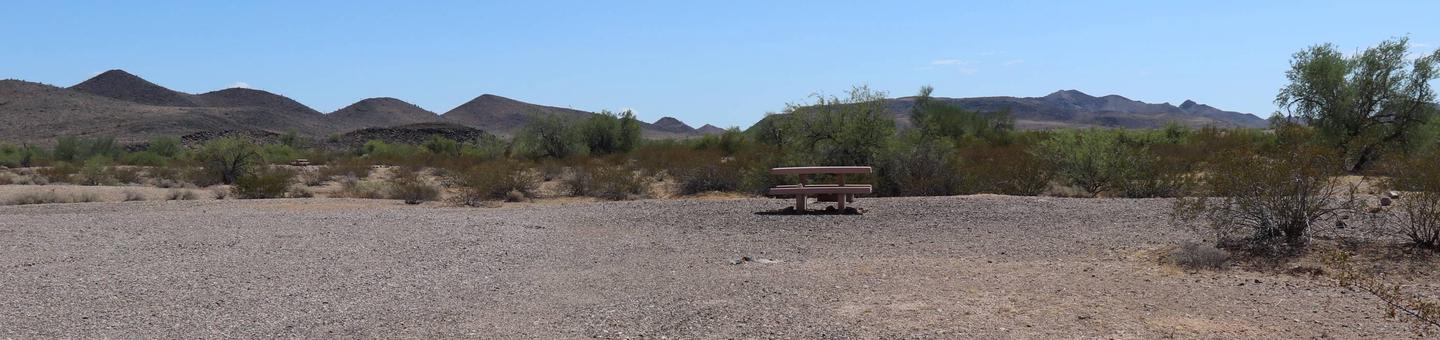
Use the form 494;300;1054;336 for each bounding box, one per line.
1276;37;1440;171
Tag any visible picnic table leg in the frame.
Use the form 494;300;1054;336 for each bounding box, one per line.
837;194;846;211
796;195;806;211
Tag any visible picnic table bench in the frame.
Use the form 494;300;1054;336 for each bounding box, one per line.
767;166;873;211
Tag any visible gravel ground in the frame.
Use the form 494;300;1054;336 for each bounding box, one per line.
0;195;1428;338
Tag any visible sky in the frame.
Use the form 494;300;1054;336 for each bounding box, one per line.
2;1;1438;128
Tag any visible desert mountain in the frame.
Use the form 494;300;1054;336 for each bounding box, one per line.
70;70;199;107
0;79;246;144
439;94;700;138
696;124;727;135
652;117;695;134
883;90;1269;130
327;97;440;132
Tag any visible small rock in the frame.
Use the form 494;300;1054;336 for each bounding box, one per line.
727;258;745;265
1077;315;1091;320
1335;220;1346;228
1387;191;1401;199
1380;197;1393;206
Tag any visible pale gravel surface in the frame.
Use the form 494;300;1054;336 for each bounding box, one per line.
0;196;1425;338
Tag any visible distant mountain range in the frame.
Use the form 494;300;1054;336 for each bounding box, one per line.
0;70;1269;145
0;70;720;144
880;90;1269;130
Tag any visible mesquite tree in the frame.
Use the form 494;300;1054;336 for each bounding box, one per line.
1276;37;1440;172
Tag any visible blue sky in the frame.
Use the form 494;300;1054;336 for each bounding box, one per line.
2;1;1437;128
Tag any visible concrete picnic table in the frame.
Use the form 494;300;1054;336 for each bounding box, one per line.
767;166;873;211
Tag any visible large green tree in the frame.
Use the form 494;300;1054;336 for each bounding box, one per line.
1276;37;1440;171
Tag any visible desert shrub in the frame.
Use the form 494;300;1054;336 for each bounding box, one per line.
75;156;116;186
122;190;147;202
1379;151;1440;249
517;113;585;159
1037;130;1133;196
195;137;262;185
653;149;745;195
121;151;167;167
1169;242;1230;270
37;162;79;184
756;85;895;167
286;186;314;198
388;168;440;204
421;135;462;156
260;144;301;164
5;191;99;205
566;163;647;200
52;136;120;163
954;140;1053;196
0;174;11;185
1173;145;1357;250
874;134;960;196
166;190;199;201
147;136;184;158
0;143;45;168
693;128;748;155
318;158;373;181
577;110;642;155
452;159;539;206
231;167;295;199
335;176;389;199
182;166;223;187
1109;144;1196;198
362;140;422;165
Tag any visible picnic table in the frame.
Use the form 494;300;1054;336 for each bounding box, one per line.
767;166;873;211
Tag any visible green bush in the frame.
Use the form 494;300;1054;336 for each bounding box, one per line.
195;137;262;185
1381;151;1440;250
388;168;440;205
566;163;647;200
147;136;185;158
1173;145;1356;250
875;134;960;197
75;156;116;186
231;167;296;199
1037;130;1136;196
517;113;584;159
578;110;642;155
452;159;539;206
121;151;168;167
955;140;1054;196
53;136;119;163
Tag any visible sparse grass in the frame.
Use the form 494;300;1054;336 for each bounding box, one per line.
1169;242;1230;270
5;191;100;205
167;190;199;201
122;190;147;202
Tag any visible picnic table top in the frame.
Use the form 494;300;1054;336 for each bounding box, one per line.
769;166;873;175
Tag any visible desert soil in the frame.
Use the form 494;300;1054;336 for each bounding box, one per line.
0;195;1433;338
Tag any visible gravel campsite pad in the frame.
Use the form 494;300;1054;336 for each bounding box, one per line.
0;196;1428;338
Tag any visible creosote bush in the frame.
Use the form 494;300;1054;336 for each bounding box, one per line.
452;159;539;206
1380;151;1440;250
1173;144;1357;250
566;163;646;200
388;167;440;204
231;166;296;199
1169;242;1230;270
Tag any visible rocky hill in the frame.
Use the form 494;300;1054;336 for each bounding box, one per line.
888;90;1269;130
652;117;695;134
0;70;718;144
439;94;700;138
328;97;440;133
